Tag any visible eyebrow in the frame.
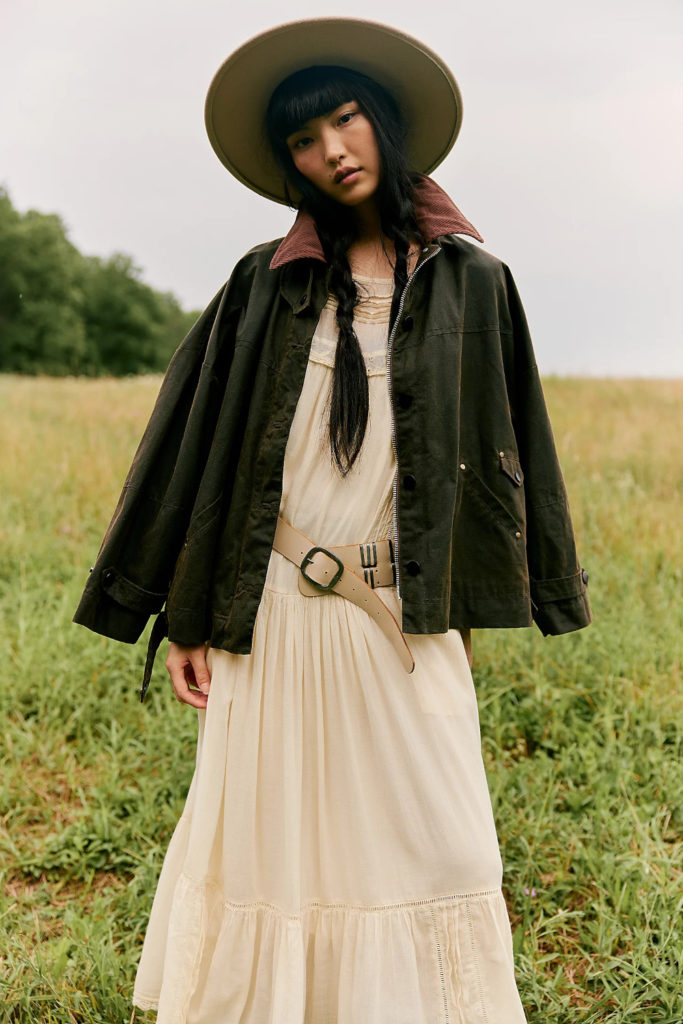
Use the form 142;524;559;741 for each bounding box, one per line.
288;101;356;138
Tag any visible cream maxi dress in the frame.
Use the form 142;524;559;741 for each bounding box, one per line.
132;274;528;1024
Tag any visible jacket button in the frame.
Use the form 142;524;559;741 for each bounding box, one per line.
581;568;589;585
397;393;412;409
406;560;421;576
103;569;114;584
403;315;414;331
299;293;308;305
514;470;522;483
402;473;416;490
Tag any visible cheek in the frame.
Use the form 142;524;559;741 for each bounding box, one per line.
292;154;313;181
360;128;381;169
292;149;323;181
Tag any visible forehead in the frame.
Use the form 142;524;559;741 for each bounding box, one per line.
287;100;356;134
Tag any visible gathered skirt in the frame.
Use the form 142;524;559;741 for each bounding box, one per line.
132;552;528;1023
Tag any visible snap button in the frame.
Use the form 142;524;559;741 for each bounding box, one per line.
459;463;466;470
499;450;505;457
581;568;589;585
397;393;413;409
103;569;115;584
402;473;416;490
406;560;421;576
403;315;414;331
299;293;308;306
514;470;522;483
515;531;521;539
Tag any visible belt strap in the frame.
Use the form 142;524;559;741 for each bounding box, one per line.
140;609;168;702
272;516;415;674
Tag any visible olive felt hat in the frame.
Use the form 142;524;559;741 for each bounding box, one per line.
204;17;463;205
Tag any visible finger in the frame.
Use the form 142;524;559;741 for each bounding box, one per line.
175;674;209;709
177;685;209;709
189;648;212;695
166;656;208;709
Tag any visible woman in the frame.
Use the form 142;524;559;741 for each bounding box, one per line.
75;18;592;1023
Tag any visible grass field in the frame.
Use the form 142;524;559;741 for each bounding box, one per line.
0;373;681;1023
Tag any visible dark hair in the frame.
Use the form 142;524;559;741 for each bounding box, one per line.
266;65;423;476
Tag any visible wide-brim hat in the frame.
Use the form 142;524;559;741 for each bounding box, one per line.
204;17;463;206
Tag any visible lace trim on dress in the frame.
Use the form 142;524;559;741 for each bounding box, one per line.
309;274;394;377
309;333;389;375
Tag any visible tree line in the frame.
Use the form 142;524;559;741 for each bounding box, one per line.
0;188;200;375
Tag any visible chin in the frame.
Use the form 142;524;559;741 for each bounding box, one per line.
338;187;380;208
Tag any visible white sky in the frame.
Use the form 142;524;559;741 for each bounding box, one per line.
2;0;682;376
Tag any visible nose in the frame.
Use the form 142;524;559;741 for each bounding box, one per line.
321;125;345;165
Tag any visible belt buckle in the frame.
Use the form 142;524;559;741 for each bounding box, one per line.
300;546;344;591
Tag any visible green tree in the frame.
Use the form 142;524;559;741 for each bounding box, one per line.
80;253;168;375
0;189;87;374
0;187;201;376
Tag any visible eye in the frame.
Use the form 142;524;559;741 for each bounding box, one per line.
290;135;313;151
337;110;357;126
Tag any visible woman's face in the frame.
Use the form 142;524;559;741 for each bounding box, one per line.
285;101;381;208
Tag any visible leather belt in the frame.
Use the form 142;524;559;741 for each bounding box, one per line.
272;516;415;674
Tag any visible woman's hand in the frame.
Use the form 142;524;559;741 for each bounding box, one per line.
459;628;473;669
165;642;211;708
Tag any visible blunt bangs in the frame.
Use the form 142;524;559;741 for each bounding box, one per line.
266;65;403;149
266;66;362;145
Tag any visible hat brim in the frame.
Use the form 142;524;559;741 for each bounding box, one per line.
204;17;463;205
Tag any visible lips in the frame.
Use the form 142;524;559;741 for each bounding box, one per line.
334;166;360;184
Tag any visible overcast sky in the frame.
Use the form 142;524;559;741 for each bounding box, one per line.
2;0;681;376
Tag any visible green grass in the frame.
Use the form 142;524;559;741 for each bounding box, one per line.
0;374;681;1023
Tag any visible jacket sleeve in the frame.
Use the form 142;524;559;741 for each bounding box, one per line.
502;263;593;636
72;274;244;645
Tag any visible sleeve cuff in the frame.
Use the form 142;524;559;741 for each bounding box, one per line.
73;592;149;643
532;591;593;636
72;567;166;643
166;607;210;649
530;567;593;636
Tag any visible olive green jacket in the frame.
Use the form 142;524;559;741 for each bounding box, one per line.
73;176;592;696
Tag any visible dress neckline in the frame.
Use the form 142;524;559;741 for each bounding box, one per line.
353;272;395;283
352;273;395;297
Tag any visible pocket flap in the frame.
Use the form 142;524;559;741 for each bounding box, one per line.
499;453;524;486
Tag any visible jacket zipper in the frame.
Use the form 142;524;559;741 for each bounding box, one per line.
386;245;441;601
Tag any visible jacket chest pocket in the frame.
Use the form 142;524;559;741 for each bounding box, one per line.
461;451;525;533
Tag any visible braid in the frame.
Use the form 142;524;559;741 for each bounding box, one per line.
382;185;421;287
306;176;424;478
315;218;368;478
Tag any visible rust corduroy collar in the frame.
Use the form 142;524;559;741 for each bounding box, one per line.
269;174;483;270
